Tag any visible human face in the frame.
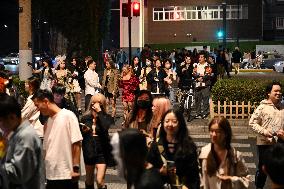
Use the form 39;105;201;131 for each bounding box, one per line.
134;57;139;65
105;61;111;69
59;61;65;70
209;123;225;146
89;61;96;70
33;98;50;116
72;59;77;66
53;93;64;105
199;54;206;63
164;61;171;69
152;99;158;113
163;112;179;136
155;60;161;68
185;57;191;64
268;85;282;103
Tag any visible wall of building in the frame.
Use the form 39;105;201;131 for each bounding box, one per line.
145;0;262;44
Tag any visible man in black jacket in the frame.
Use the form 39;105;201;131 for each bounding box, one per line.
232;47;243;74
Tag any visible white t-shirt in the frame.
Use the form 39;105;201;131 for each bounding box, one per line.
44;108;83;180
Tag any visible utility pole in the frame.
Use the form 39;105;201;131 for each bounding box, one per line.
222;2;227;49
128;0;132;65
237;0;240;47
19;0;32;80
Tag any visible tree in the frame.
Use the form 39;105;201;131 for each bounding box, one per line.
32;0;111;64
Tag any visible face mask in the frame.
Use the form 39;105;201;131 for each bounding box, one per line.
137;100;151;109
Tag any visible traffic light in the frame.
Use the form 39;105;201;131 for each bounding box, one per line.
122;3;129;17
217;30;224;38
133;2;140;17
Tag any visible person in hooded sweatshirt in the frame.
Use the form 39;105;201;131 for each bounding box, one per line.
249;80;284;189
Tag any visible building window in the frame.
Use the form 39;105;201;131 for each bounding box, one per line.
276;17;284;29
153;4;248;21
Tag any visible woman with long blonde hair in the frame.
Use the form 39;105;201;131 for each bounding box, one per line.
80;93;114;189
120;64;139;125
149;97;171;139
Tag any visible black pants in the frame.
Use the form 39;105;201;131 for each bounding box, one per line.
46;179;78;189
255;145;270;188
85;94;93;110
195;87;210;116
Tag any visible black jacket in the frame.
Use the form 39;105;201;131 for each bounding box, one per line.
147;138;200;189
146;68;168;94
80;112;114;164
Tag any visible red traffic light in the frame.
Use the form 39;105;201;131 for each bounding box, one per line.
133;2;140;16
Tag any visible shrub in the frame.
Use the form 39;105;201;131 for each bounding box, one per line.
211;78;284;104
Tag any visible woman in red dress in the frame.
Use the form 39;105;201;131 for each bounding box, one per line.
120;64;139;124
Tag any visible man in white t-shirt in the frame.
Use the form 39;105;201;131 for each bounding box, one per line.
32;89;83;189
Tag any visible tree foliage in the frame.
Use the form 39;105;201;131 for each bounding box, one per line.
32;0;111;60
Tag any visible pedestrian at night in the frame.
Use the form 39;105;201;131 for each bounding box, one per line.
80;93;114;189
147;108;200;189
193;51;212;119
262;143;284;189
101;58;120;119
163;59;177;103
120;64;139;126
249;81;284;189
21;77;43;139
84;59;101;110
32;89;83;189
0;93;45;189
131;56;142;78
111;129;164;189
232;47;243;74
146;58;169;97
149;96;171;140
139;58;152;91
125;90;153;133
199;116;251;189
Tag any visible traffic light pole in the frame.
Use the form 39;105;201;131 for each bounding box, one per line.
222;2;227;49
128;0;132;65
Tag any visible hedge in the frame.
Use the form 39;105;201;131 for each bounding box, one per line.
211;78;284;104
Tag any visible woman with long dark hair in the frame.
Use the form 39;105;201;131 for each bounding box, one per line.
199;116;251;189
39;58;55;91
111;129;164;189
125;90;153;133
147;108;200;189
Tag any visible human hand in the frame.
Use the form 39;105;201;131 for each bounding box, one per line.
277;129;284;140
160;164;167;176
71;171;80;181
263;129;273;137
92;103;102;113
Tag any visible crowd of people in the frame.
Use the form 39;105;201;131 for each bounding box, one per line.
0;45;283;189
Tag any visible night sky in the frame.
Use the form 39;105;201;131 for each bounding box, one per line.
0;0;120;56
0;0;18;56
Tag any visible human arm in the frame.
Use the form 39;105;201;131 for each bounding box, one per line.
71;141;81;180
0;138;41;185
249;106;273;137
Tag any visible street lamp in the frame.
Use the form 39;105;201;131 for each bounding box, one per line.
222;2;227;49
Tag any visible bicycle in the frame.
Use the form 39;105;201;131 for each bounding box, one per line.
178;82;196;122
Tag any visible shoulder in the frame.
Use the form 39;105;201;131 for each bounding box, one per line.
199;143;211;159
